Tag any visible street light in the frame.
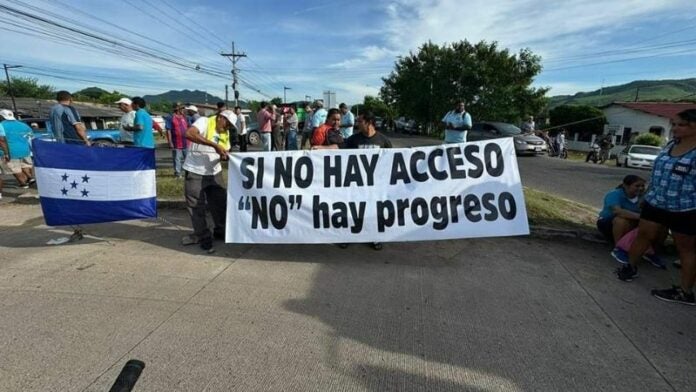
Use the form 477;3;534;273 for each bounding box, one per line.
283;86;291;103
3;64;22;114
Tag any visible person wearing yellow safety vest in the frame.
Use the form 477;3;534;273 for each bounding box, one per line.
207;102;231;151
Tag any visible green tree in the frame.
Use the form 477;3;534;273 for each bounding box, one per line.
270;97;283;106
0;76;55;99
149;100;172;114
380;40;548;129
549;105;606;138
634;133;663;146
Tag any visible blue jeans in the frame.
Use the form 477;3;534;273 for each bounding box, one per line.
285;129;298;150
172;148;187;176
260;132;272;151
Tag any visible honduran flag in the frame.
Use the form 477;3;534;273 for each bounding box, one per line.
32;139;157;226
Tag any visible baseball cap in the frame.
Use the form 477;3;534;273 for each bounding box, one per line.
0;109;16;120
218;110;237;126
184;105;198;112
115;98;132;105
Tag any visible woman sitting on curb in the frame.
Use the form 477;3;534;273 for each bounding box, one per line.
597;175;645;244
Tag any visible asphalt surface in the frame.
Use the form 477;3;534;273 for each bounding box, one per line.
1;204;694;392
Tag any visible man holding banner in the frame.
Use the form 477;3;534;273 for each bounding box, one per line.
181;110;237;253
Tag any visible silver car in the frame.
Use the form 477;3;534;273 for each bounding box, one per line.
469;122;547;155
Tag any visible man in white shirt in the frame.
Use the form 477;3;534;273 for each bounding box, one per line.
181;110;236;253
234;106;247;152
339;103;354;139
441;101;472;144
115;98;135;146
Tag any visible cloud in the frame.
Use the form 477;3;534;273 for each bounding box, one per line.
329;46;398;69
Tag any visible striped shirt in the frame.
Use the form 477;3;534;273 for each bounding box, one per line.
167;114;189;149
645;140;696;212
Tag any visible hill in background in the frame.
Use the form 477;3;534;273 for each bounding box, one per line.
548;78;696;108
143;89;225;104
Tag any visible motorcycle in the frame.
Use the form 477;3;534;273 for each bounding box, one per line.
585;143;601;163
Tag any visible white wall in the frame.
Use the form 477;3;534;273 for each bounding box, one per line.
603;106;672;143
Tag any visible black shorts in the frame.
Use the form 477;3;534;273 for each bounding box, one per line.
596;218;614;243
641;203;696;236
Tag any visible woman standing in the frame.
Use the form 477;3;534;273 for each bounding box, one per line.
617;109;696;306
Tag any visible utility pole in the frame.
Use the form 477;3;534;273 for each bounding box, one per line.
283;86;291;103
225;84;229;106
3;64;22;114
221;42;246;107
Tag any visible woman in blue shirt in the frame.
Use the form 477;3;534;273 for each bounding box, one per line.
597;174;645;244
617;109;696;306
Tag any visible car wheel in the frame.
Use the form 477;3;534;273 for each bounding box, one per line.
247;130;260;146
92;139;115;147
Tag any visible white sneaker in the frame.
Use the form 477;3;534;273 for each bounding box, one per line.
181;234;199;246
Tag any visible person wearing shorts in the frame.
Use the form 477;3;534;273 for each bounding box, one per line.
617;109;696;306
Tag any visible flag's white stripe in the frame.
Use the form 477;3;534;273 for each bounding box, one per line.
35;168;156;201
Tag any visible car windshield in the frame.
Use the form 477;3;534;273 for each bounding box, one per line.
630;146;661;155
495;123;522;135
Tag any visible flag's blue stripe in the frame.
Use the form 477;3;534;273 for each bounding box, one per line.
32;139;155;171
39;197;157;226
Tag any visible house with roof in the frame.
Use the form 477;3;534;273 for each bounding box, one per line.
0;96;123;130
601;102;696;145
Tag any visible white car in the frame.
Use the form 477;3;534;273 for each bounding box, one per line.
616;144;662;169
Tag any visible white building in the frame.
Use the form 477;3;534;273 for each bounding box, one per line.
602;102;696;145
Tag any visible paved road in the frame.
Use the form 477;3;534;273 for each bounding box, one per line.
386;133;649;209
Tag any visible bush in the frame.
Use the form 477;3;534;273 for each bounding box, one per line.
634;133;663;147
549;105;606;140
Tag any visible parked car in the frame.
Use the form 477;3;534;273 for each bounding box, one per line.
468;122;547;155
615;144;662;169
245;121;261;146
22;118;121;146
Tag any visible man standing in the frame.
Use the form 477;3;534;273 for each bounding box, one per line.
284;107;299;150
234;106;247;152
115;97;135;146
123;97;154;149
0;110;32;190
181;109;236;253
311;100;328;136
165;103;189;178
314;111;391;250
441;101;472;144
185;104;200;124
271;104;284;151
520;115;535;133
339;103;354;139
300;104;314;150
0;121;9;199
49;90;89;145
256;102;275;152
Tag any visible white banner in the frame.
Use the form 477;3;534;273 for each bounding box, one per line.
226;139;529;243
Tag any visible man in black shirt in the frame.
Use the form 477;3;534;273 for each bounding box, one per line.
313;111;391;249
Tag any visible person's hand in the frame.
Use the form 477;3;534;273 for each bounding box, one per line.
215;144;229;160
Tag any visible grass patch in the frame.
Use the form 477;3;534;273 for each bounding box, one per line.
524;187;597;230
156;165;229;200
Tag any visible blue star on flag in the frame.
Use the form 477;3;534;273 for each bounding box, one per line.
81;188;89;197
70;180;78;189
61;173;69;182
82;174;90;183
61;187;68;196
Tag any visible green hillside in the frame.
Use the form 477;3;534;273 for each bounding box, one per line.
549;78;696;108
143;89;224;104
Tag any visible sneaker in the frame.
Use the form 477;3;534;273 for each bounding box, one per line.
372;242;383;251
651;287;695;306
611;248;629;265
642;253;666;269
27;178;36;185
616;265;638;282
200;237;215;253
18;183;29;189
181;234;199;246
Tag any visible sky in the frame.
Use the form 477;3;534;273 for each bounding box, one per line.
1;0;695;105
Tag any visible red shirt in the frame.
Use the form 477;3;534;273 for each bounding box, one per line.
311;124;331;146
257;109;275;133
